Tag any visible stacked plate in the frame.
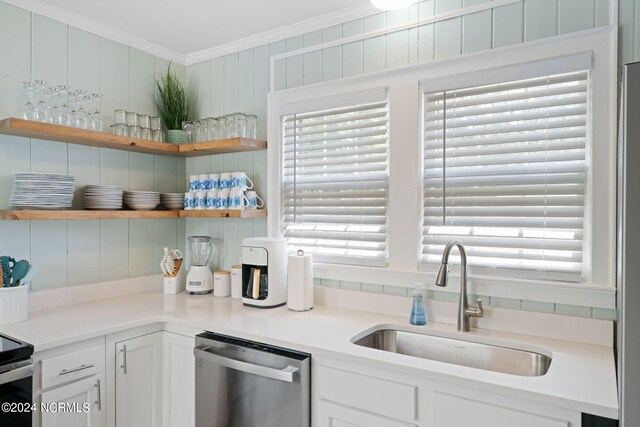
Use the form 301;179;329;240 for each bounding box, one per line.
161;193;184;210
124;191;160;210
84;185;123;210
10;173;75;209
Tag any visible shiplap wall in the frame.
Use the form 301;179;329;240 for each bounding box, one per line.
0;0;636;295
0;1;187;290
185;0;625;319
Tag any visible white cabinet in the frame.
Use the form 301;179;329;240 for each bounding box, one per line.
115;332;163;427
313;356;581;427
317;401;416;427
34;337;106;427
162;332;195;427
41;374;104;427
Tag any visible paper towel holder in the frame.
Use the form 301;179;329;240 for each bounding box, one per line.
287;248;314;312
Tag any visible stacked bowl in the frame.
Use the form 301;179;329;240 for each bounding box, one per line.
161;193;184;210
10;173;75;209
124;191;160;210
83;185;123;210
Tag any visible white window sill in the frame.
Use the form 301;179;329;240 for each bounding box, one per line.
313;262;616;310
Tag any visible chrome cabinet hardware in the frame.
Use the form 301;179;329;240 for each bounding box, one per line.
59;363;94;375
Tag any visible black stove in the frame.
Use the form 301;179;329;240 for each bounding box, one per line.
0;332;34;427
0;333;33;365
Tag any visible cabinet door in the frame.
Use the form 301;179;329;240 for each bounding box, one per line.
431;392;569;427
115;332;163;427
317;401;416;427
162;332;195;427
41;374;104;427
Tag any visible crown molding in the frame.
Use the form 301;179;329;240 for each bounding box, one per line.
4;0;185;65
185;2;378;65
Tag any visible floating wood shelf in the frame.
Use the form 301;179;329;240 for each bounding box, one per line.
0;118;267;157
0;209;267;221
179;209;267;218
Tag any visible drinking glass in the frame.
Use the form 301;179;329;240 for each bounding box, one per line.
139;115;151;129
128;125;141;138
46;87;59;124
57;85;71;126
151;117;162;131
33;80;50;123
141;128;152;140
91;93;104;131
153;130;164;142
217;116;228;139
114;109;127;125
126;112;139;127
74;90;89;128
232;113;245;137
246;114;257;139
19;82;36;120
193;120;202;142
207;117;217;140
181;121;194;144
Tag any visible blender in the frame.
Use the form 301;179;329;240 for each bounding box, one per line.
185;236;215;294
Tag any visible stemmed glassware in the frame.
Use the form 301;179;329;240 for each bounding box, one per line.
91;93;104;131
57;85;71;126
17;81;105;131
19;82;36;120
33;80;50;123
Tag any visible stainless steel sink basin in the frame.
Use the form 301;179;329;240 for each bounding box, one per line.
353;328;552;377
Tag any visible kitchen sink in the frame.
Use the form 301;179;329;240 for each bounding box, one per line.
352;328;552;377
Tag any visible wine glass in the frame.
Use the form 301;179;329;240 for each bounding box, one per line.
46;86;59;124
33;80;50;123
74;90;88;128
57;85;71;126
19;81;36;120
90;93;104;131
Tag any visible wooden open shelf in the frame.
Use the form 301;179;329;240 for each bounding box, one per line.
0;118;267;157
0;209;267;221
179;209;267;219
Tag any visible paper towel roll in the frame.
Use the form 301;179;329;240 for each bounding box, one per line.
287;250;313;311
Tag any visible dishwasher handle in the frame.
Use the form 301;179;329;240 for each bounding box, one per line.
194;345;299;383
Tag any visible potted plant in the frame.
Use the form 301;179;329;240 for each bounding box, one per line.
156;63;192;144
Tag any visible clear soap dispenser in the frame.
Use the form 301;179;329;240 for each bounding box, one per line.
410;286;428;325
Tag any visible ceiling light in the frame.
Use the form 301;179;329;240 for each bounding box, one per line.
370;0;417;11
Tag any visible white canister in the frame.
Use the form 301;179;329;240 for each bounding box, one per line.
287;250;313;311
214;271;231;297
231;265;243;299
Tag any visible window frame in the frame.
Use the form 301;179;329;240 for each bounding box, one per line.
267;26;617;309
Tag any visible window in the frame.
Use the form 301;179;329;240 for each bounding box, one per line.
281;92;390;267
421;70;589;282
270;29;615;306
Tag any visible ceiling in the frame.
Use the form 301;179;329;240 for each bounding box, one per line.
24;0;376;61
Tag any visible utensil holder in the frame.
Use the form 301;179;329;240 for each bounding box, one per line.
0;285;29;324
164;259;186;294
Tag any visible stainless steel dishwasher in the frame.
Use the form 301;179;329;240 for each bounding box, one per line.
194;332;310;427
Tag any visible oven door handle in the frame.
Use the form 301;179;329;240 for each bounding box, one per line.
0;364;33;386
194;346;299;383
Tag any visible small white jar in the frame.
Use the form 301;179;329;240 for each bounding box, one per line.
213;270;231;297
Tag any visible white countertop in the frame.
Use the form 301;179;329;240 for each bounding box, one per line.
0;290;618;419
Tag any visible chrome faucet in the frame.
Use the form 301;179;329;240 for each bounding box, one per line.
435;240;483;332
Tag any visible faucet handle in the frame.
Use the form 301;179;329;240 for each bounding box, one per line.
475;298;484;318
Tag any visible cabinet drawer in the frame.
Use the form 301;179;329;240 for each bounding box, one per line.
317;401;416;427
318;365;417;422
41;345;103;389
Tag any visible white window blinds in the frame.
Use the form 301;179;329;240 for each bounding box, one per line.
422;70;589;281
282;96;390;267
